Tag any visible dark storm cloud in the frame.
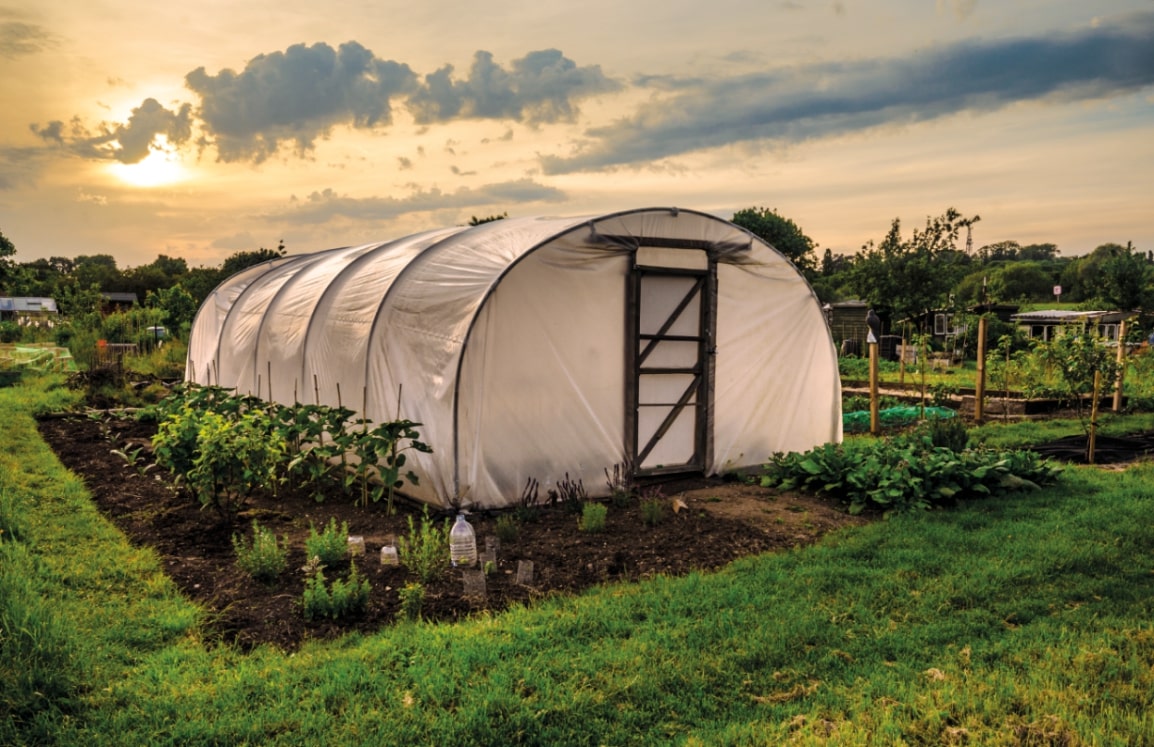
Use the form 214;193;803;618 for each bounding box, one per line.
185;41;418;163
541;12;1154;174
408;49;621;125
29;41;617;166
31;98;193;164
276;179;565;224
0;20;53;58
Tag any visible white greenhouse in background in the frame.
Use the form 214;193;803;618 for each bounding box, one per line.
186;207;842;510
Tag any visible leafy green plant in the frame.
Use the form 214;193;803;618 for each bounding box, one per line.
494;514;518;544
397;581;425;621
301;562;371;621
305;517;350;567
232;520;288;583
640;497;666;527
914;415;969;452
186;409;287;522
761;435;1062;516
346;417;432;510
578;502;607;533
397;507;450;583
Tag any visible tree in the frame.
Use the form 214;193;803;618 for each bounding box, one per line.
731;207;818;275
845;208;979;328
987;262;1057;304
148;283;199;333
1097;242;1152;311
0;228;16;291
468;212;508;225
220;242;286;277
73;254;124;292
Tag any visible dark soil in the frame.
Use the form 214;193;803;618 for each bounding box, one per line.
37;413;869;652
1030;432;1154;465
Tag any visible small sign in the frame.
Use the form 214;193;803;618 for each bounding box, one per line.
1053;285;1062;298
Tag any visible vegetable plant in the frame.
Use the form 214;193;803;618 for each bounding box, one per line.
305;517;350;567
397;507;450;583
232;520;288;583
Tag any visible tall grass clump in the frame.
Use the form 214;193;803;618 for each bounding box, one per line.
0;541;83;743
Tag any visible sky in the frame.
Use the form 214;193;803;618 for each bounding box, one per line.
1;0;1152;269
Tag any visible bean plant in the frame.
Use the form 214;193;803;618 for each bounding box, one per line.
149;383;432;517
186;409;287;522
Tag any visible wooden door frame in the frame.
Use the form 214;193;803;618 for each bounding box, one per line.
625;251;718;477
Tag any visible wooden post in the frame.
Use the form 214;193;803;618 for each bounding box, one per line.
898;334;907;386
974;315;987;423
869;339;880;436
1088;370;1101;464
1113;319;1128;413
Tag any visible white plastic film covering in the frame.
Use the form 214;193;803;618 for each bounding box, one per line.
457;242;630;507
185;257;293;384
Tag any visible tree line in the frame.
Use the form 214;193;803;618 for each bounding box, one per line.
730;206;1153;331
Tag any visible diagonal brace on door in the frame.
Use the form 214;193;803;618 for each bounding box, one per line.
637;275;705;367
636;373;701;466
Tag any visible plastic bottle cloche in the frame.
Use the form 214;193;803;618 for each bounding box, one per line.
449;512;477;567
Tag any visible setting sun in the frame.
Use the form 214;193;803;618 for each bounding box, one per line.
109;144;187;188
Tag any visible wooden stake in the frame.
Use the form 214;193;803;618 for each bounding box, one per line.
1088;370;1101;464
1113;319;1128;413
869;340;880;436
974;315;987;423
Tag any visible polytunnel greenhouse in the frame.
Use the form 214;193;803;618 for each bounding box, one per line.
186;207;842;509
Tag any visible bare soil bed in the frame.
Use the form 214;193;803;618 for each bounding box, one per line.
37;412;869;652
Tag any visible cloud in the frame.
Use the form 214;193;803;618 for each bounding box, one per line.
407;49;621;125
938;0;978;20
0;20;53;58
542;12;1154;174
31;98;193;164
276;179;566;224
185;41;418;163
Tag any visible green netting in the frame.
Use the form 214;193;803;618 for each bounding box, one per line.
843;405;955;432
0;343;78;373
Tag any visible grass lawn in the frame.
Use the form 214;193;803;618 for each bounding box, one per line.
3;375;1153;745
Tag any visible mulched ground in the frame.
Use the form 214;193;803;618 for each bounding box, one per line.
37;412;867;652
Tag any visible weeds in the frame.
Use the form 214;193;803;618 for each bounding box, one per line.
397;582;425;621
515;476;541;522
495;514;519;544
640;497;666;527
549;473;588;514
604;462;634;507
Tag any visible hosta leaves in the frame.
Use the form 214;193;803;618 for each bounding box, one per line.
762;435;1061;515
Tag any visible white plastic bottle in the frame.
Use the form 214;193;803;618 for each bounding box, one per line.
449;513;477;567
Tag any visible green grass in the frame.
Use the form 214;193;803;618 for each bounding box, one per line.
4;376;1154;744
970;411;1154;450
